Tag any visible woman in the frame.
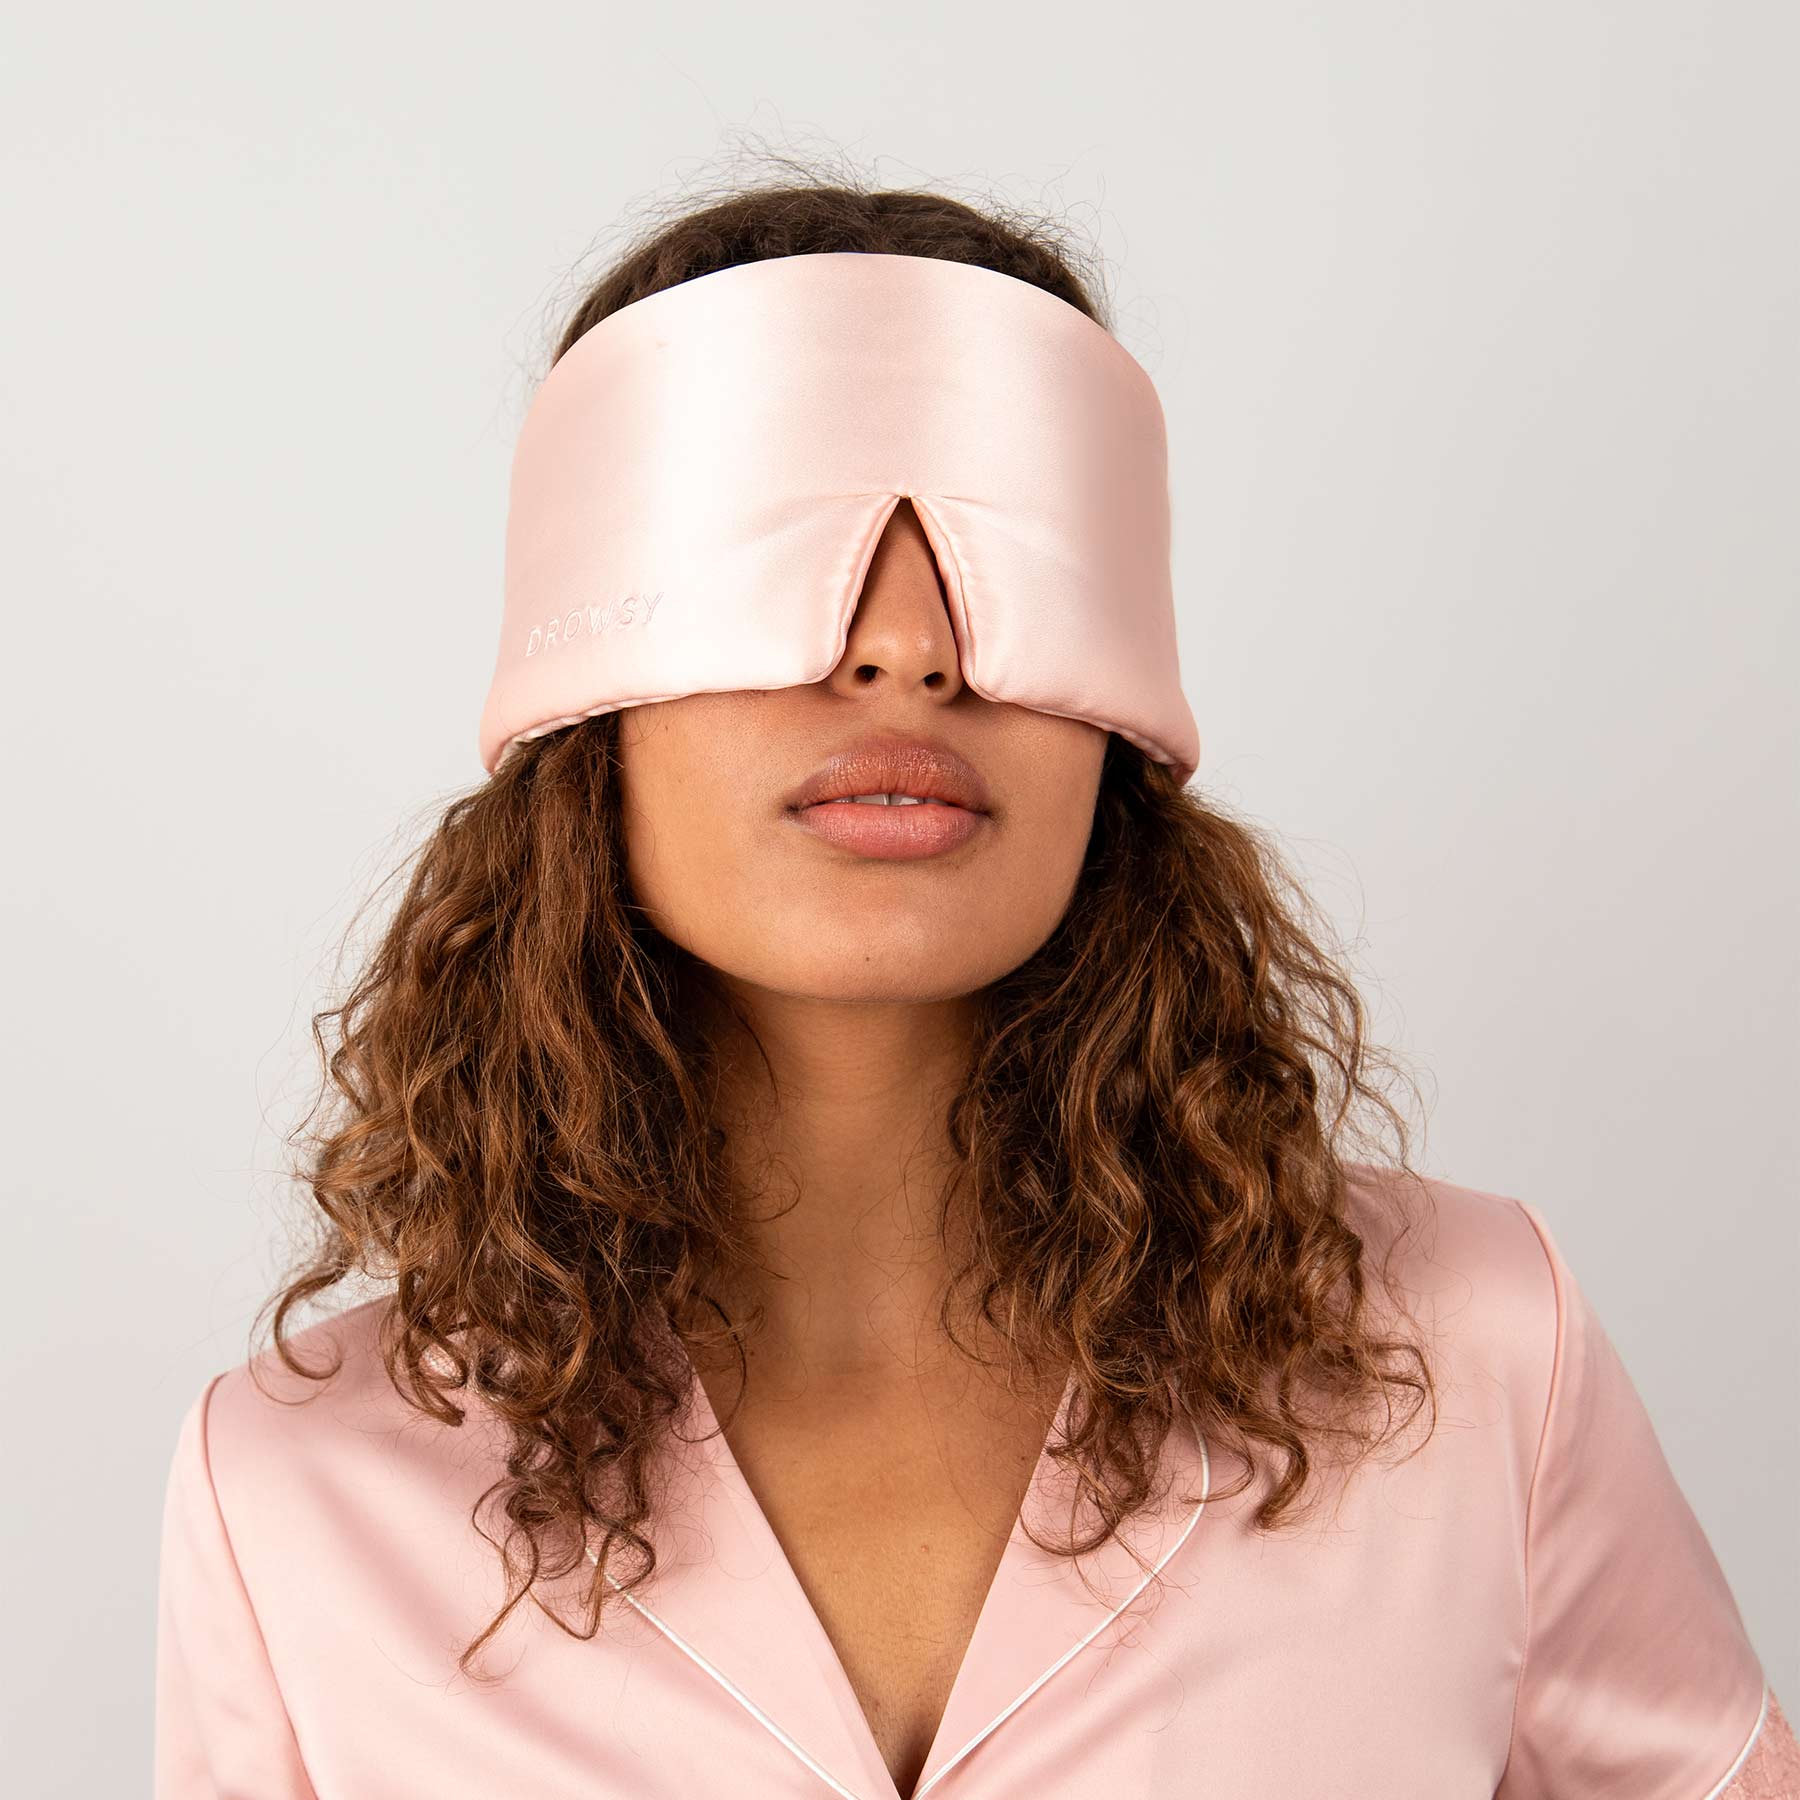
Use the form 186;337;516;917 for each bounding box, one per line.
154;179;1795;1799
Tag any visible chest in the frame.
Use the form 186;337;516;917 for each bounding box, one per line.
697;1363;1065;1800
250;1347;1531;1800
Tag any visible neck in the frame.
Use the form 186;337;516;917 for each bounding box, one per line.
695;978;984;1381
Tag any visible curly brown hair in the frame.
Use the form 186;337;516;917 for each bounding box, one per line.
256;160;1442;1681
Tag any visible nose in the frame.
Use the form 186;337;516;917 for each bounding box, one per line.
826;497;966;705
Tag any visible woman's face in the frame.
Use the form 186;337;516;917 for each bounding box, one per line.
615;501;1107;1005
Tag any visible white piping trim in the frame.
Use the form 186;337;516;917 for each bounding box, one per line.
1702;1678;1770;1800
911;1432;1212;1800
590;1555;870;1800
582;1426;1212;1800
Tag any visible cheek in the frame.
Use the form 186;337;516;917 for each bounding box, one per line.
972;783;1098;953
617;755;755;959
953;734;1105;969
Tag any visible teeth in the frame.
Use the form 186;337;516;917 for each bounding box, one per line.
827;793;943;806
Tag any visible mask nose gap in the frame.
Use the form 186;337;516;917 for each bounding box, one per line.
848;493;959;691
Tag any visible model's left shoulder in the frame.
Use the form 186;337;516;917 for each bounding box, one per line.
1339;1161;1777;1796
1335;1160;1563;1408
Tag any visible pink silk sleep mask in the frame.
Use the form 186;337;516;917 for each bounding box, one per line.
477;251;1200;783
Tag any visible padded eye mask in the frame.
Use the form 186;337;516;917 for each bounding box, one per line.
478;251;1200;783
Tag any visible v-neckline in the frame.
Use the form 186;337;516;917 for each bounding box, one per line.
584;1339;1213;1800
693;1351;1079;1799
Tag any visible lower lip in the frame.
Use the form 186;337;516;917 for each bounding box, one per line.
790;799;987;860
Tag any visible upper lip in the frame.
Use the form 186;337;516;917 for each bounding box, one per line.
786;733;992;813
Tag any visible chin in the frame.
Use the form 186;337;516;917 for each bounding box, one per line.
719;939;1028;1008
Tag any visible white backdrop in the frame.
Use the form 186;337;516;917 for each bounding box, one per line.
4;3;1794;1789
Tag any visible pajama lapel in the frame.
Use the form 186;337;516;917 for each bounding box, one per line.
581;1360;1214;1800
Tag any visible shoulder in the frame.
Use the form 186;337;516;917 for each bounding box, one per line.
199;1296;400;1439
1337;1158;1562;1346
171;1297;439;1524
165;1296;518;1611
1334;1160;1565;1469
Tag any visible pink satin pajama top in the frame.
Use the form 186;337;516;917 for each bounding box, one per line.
154;1168;1794;1797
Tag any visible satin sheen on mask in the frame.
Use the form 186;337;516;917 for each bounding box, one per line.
477;252;1200;784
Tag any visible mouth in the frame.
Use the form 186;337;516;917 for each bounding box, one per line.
814;793;962;807
784;735;991;861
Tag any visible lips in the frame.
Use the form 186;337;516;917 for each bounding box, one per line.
783;734;992;861
784;734;992;814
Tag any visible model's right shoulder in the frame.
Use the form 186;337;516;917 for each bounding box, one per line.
171;1294;522;1605
185;1296;415;1482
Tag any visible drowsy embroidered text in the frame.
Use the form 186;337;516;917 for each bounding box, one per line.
524;591;664;655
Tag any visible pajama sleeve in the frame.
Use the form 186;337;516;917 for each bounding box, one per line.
1718;1689;1800;1798
154;1372;318;1799
1496;1200;1775;1800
